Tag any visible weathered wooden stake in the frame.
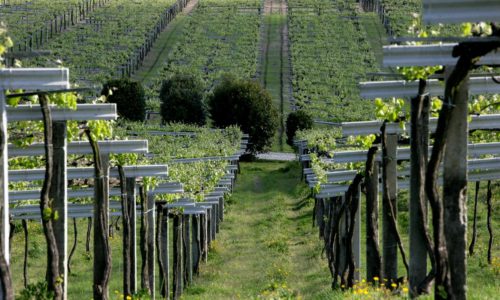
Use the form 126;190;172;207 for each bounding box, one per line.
192;214;201;275
158;206;169;298
486;181;493;264
126;177;137;293
147;193;155;299
51;121;68;299
469;181;480;256
409;80;430;296
382;127;398;283
92;148;111;300
365;147;381;283
352;181;361;281
201;213;208;262
173;214;183;299
118;168;131;297
443;70;468;300
183;215;192;286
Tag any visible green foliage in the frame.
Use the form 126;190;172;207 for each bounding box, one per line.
208;76;278;153
0;22;13;67
17;281;55;300
102;78;146;122
159;73;206;125
288;0;377;122
374;97;407;123
114;121;242;198
20;0;177;84
147;0;260;101
285;110;313;147
295;128;340;156
396;15;443;81
469;94;500;115
347;134;377;149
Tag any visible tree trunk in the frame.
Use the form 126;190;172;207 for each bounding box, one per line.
39;95;63;299
365;147;381;283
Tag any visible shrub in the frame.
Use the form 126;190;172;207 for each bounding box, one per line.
102;78;146;122
285;110;313;147
159;73;206;125
208;76;278;154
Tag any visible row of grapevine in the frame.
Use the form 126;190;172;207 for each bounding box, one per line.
287;0;378;122
296;116;500;294
1;66;248;299
1;0;110;53
144;0;262;101
16;0;187;85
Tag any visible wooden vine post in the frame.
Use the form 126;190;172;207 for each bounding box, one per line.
381;124;398;283
365;146;381;283
442;65;468;300
117;167;131;297
86;130;111;300
409;79;432;295
147;192;156;299
39;94;63;299
173;212;184;300
126;177;137;293
157;204;169;298
51;120;68;298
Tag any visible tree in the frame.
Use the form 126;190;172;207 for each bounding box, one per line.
285;110;313;147
208;76;278;153
159;73;206;125
102;79;146;122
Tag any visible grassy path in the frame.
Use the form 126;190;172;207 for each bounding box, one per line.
260;0;293;152
183;161;334;299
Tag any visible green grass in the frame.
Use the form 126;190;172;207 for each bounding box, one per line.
183;161;333;299
260;13;294;153
7;162;500;299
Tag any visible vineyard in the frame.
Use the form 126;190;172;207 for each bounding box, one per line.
0;0;499;299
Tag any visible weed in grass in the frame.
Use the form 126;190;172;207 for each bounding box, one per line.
27;240;43;259
265;236;289;254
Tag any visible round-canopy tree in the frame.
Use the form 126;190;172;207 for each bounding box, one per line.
286;110;313;147
160;73;206;125
102;78;146;122
208;76;278;153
